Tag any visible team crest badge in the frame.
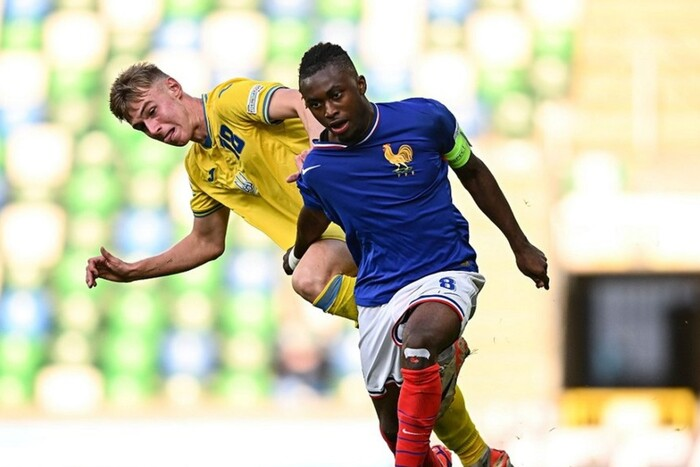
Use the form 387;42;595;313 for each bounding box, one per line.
234;171;258;195
383;143;414;176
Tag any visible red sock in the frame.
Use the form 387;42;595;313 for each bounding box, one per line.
395;363;442;467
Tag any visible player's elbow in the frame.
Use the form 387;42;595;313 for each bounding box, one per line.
198;239;225;263
208;242;226;261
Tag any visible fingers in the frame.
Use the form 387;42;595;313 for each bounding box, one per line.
526;262;549;290
86;247;112;288
85;260;99;288
287;152;307;183
85;270;95;288
293;150;309;170
100;247;120;270
517;246;550;291
541;255;550;290
534;271;550;290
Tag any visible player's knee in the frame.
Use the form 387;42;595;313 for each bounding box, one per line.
402;310;460;368
402;326;439;358
290;267;328;303
402;346;433;370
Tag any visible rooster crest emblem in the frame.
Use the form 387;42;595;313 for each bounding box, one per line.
383;143;415;176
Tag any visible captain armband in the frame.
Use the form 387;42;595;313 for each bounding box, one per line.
443;130;472;169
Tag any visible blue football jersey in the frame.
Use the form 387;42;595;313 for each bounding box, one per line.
297;98;478;306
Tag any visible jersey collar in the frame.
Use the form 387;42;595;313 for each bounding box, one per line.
200;93;213;149
313;103;379;149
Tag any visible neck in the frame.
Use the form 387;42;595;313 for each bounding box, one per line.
328;100;375;145
190;96;208;144
351;100;375;144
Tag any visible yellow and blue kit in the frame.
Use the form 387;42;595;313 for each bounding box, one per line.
184;78;343;249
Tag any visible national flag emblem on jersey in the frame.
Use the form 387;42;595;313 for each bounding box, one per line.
382;143;415;176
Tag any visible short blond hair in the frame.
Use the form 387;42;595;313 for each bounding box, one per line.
109;62;169;122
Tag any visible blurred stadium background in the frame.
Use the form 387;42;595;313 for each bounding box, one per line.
1;0;699;465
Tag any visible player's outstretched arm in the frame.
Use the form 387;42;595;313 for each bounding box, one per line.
452;154;550;290
282;206;330;275
268;87;324;143
85;207;230;288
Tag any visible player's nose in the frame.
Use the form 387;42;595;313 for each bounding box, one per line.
323;101;338;119
144;118;161;137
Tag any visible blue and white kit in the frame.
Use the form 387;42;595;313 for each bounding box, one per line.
297;97;480;307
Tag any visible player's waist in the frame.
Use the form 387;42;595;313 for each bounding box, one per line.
354;260;477;307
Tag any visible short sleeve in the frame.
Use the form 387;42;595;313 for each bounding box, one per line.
296;175;324;212
213;79;286;125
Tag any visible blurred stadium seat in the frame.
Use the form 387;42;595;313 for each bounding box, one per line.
2;0;700;465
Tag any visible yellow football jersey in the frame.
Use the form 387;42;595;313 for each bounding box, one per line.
185;78;342;249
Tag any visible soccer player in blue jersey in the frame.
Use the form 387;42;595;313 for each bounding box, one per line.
85;62;497;465
285;43;550;467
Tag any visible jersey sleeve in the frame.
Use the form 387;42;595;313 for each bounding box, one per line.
189;180;224;217
213;78;287;125
424;99;472;168
296;175;324;212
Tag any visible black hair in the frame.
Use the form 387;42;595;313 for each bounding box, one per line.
298;42;358;84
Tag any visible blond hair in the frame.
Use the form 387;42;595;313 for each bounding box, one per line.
109;62;169;122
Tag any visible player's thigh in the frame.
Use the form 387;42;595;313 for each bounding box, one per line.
403;301;462;358
358;303;403;394
394;270;485;356
301;238;357;277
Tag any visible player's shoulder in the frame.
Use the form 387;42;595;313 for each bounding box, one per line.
207;77;282;102
379;97;449;119
207;77;254;102
378;98;453;134
402;97;449;113
207;78;287;121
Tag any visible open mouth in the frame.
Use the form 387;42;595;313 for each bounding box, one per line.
329;120;349;135
164;128;175;143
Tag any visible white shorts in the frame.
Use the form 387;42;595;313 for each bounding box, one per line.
357;270;485;397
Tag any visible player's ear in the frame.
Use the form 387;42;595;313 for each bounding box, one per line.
165;77;183;98
357;75;367;95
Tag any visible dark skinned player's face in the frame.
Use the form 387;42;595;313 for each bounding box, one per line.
299;64;374;145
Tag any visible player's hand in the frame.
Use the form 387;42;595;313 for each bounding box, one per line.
286;149;310;183
85;247;131;288
514;243;550;290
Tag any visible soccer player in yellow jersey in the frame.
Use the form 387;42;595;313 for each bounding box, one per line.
84;62;497;467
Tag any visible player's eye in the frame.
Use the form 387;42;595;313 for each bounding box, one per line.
148;106;156;116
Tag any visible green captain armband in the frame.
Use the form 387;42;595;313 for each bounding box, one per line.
444;130;471;169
